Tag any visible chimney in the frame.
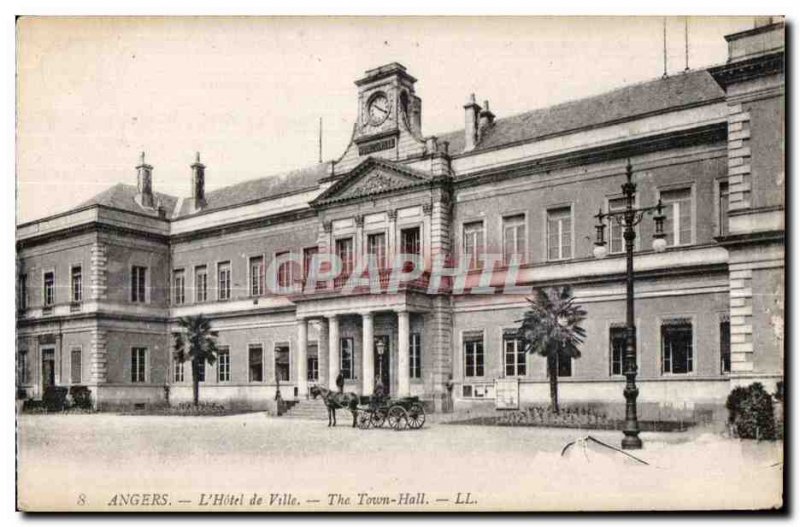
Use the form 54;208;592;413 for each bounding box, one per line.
135;151;154;208
463;93;481;151
479;99;495;135
189;152;206;211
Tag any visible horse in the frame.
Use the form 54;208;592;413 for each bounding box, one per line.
309;384;360;427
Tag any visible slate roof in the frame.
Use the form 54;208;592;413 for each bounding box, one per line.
75;162;333;220
77;183;180;219
174;161;332;217
68;70;724;223
437;70;725;156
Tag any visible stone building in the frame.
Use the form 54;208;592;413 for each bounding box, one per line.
16;21;784;419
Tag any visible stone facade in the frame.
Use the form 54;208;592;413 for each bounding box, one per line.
16;23;784;419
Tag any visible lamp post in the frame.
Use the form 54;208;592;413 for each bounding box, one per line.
592;160;667;450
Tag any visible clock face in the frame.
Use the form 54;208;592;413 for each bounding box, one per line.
367;93;390;126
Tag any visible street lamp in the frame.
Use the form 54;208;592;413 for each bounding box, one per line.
592;160;666;450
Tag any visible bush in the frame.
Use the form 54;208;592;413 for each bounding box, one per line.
725;385;749;424
42;386;68;412
69;385;93;409
726;383;777;440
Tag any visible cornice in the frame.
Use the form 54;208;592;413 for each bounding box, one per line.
709;51;784;88
454;122;726;191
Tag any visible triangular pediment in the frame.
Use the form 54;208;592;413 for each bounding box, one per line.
313;157;431;206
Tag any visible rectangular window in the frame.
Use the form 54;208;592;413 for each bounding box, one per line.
367;232;387;268
547;207;572;260
307;343;319;382
464;332;484;378
720;319;731;374
43;271;55;307
195;265;208;303
661;188;692;247
335;238;354;276
131;347;146;383
131;266;147;303
275;252;293;289
719;181;730;237
340;338;354;380
275;344;290;382
610;326;626;376
71;266;82;303
217;261;231;301
249;344;263;382
18;274;27;311
410;333;422;379
556;354;572;377
70;348;82;384
401;227;421;255
173;269;185;305
608;197;627;254
217;347;230;383
503;331;526;377
173;357;185;383
502;215;526;265
303;247;318;281
662;320;693;374
249;256;265;296
463;221;485;269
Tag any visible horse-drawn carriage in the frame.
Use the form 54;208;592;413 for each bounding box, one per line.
355;395;426;431
309;385;425;430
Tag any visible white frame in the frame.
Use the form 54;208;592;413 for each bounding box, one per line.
544;203;575;262
462;329;485;379
217;345;231;383
247;254;266;297
605;320;641;378
604;193;640;254
172;268;186;305
301;246;319;281
69;264;83;304
409;332;422;380
365;229;389;269
172;354;186;384
501;212;528;266
460;219;486;270
657;184;696;248
718;312;732;376
216;260;232;301
272;249;295;290
130;346;147;384
334;236;355;276
500;327;527;378
194;264;209;303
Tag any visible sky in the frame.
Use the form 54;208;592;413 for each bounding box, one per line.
16;16;759;224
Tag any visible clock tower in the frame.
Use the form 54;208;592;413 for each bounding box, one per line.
334;63;426;173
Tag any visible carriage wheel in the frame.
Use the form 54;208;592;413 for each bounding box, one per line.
356;411;372;429
406;403;426;429
369;409;386;428
387;405;408;431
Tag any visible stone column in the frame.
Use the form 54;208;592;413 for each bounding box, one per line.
316;319;329;388
328;315;340;391
296;318;308;397
397;309;411;397
361;312;374;395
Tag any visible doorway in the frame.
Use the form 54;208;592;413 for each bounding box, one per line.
41;348;55;389
374;335;390;395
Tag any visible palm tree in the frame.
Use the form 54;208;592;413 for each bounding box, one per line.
517;286;587;413
173;315;220;406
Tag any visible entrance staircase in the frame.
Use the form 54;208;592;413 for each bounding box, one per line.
281;397;330;420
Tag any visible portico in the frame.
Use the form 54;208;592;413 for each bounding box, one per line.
293;292;433;398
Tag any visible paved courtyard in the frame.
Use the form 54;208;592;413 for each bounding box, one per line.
17;412;783;512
